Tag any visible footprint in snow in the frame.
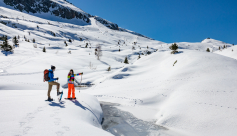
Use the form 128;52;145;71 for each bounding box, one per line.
56;131;64;136
23;127;31;134
27;116;34;121
54;118;61;125
50;114;54;117
62;126;70;131
54;121;60;125
19;122;26;127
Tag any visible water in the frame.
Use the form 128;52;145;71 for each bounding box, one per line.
100;102;169;136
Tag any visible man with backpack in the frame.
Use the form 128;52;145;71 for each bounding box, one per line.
44;65;62;101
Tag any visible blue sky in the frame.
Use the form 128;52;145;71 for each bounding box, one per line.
69;0;237;44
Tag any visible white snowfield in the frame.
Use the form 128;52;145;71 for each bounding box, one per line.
0;91;111;136
0;2;237;136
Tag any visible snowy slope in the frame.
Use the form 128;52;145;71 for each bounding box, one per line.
86;49;237;136
175;38;233;52
0;1;237;136
215;45;237;60
0;0;91;24
0;90;112;136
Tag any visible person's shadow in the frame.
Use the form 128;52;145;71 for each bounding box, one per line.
71;100;101;124
1;51;13;56
48;101;65;108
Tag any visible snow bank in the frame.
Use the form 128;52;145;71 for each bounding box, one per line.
0;90;112;136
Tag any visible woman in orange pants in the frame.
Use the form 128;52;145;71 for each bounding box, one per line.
67;69;83;99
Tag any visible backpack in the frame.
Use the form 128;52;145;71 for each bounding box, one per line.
44;69;50;82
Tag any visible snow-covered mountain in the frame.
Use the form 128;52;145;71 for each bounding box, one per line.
0;0;237;136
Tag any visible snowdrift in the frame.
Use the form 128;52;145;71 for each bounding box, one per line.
0;90;112;136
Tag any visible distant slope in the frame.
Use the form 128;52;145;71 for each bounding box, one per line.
215;45;237;60
0;0;91;25
176;38;233;52
0;0;154;39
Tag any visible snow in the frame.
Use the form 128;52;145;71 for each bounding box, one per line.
50;0;89;16
0;2;237;136
0;90;111;136
87;50;237;136
215;45;237;60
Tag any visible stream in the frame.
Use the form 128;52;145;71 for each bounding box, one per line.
100;102;170;136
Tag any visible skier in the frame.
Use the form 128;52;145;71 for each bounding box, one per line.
47;65;62;101
67;69;83;99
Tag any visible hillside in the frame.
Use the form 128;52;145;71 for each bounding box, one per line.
215;45;237;60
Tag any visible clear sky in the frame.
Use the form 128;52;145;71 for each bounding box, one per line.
69;0;237;44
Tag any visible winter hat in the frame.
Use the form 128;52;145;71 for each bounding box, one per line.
51;65;56;70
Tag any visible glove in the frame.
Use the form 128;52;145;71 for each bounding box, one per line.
80;72;83;75
56;77;59;80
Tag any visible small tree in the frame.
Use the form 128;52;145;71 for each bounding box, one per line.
206;48;210;52
169;43;178;54
147;46;149;49
124;56;129;64
43;47;46;52
69;39;72;43
132;46;135;51
119;48;120;52
64;41;68;47
27;39;30;42
85;43;88;48
219;46;221;50
138;54;141;60
107;66;111;72
0;36;13;52
18;35;20;39
223;45;225;49
33;38;35;43
12;36;19;46
207;37;210;39
95;44;102;60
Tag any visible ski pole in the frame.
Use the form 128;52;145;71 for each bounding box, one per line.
79;74;82;93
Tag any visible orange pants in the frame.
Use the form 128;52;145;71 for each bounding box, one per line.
68;83;75;98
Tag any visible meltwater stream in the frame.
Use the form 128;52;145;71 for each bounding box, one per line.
100;102;169;136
